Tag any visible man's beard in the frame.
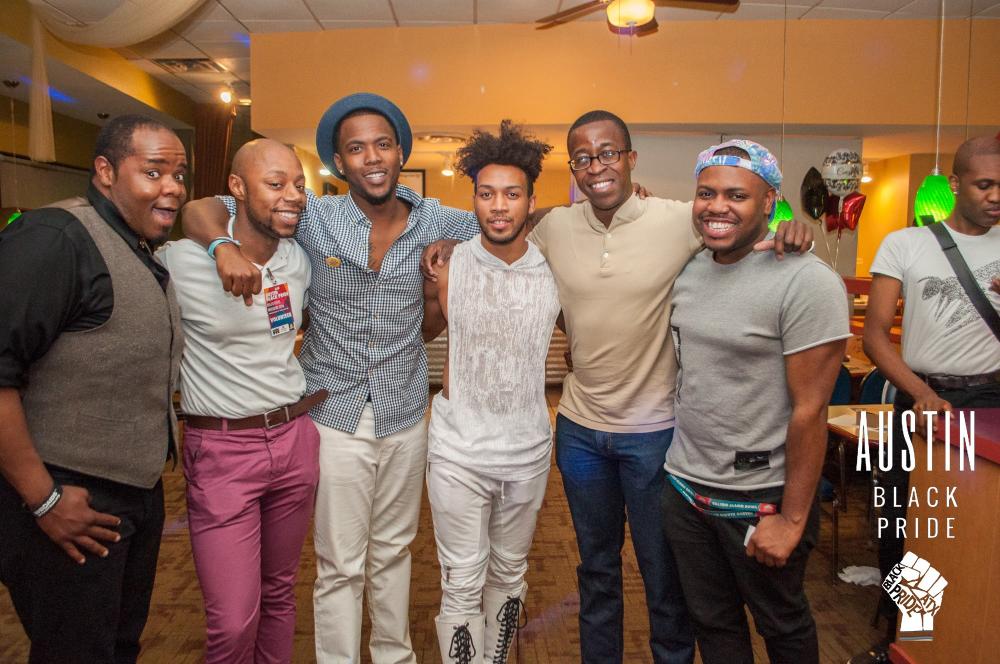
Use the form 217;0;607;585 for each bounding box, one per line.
355;188;394;207
481;217;526;245
246;206;291;240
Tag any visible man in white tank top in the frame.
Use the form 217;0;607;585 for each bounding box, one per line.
422;121;561;664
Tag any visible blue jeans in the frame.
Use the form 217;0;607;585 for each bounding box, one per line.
556;415;694;664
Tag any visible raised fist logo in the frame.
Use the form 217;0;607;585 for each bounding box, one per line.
882;552;947;636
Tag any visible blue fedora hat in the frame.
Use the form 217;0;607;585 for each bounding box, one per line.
315;92;413;180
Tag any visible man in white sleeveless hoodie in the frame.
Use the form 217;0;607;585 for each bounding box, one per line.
422;121;560;664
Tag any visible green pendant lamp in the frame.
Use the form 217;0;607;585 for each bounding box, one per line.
913;170;954;226
914;1;954;227
769;197;794;232
769;4;795;235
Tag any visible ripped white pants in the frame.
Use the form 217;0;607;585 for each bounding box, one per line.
427;459;548;616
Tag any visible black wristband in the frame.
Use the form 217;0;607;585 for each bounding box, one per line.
30;484;63;519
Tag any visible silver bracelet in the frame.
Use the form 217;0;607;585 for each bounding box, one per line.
31;484;63;519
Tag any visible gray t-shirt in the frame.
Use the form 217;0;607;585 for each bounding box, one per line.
664;250;851;490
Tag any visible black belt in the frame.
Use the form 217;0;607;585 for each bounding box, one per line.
183;390;328;431
918;371;1000;391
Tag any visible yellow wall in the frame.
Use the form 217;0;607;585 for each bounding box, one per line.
291;148;572;211
0;94;100;169
293;147;337;199
857;155;911;277
1;0;195;126
408;156;572;210
249;17;997;259
250;19;1000;135
855;151;956;276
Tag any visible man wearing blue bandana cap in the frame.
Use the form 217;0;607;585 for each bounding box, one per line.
661;140;851;664
180;93;480;664
421;115;817;664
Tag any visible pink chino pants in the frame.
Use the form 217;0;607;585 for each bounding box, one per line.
184;414;320;664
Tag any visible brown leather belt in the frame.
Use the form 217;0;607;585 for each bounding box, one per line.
919;370;1000;391
183;390;329;431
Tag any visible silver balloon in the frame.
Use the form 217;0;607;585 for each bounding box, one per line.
821;149;861;199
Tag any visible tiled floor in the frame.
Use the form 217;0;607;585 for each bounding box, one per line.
1;390;885;662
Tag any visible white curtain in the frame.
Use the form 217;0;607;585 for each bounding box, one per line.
28;0;209;48
28;13;54;162
25;0;208;163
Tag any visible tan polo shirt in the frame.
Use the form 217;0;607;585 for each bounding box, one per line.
529;193;701;433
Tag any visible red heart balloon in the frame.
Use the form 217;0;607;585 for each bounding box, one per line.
838;192;866;233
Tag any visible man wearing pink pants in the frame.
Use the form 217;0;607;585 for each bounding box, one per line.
159;139;326;663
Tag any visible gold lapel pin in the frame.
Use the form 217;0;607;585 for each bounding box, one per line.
325;256;342;268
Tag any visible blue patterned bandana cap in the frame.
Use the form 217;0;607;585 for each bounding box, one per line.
694;139;783;192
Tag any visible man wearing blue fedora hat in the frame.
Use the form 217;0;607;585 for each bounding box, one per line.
181;92;480;664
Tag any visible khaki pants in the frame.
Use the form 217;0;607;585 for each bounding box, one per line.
312;405;427;664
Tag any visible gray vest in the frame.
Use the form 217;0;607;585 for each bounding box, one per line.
22;197;183;489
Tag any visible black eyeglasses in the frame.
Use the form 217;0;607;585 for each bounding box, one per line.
568;149;629;172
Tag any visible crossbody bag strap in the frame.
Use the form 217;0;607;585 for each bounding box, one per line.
925;218;1000;343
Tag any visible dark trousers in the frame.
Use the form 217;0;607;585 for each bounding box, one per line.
0;466;165;664
555;415;694;664
876;381;1000;629
662;479;820;664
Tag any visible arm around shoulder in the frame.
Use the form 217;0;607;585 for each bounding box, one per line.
178;197;261;303
422;261;449;342
180;196;231;248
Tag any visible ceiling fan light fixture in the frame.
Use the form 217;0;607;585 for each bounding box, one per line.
606;0;656;29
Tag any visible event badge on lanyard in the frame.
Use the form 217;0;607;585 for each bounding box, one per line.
263;267;294;336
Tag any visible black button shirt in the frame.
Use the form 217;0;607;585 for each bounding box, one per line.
0;184;170;389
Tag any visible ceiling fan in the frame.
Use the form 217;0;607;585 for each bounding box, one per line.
537;0;740;36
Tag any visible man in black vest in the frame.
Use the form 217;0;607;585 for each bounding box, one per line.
0;114;186;663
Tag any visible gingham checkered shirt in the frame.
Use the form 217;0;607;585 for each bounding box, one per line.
219;185;477;437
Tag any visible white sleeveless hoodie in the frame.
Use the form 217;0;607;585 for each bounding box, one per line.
428;236;561;480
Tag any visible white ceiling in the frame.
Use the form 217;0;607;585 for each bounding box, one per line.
33;0;1000;105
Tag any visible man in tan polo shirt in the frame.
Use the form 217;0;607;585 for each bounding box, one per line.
529;110;699;664
423;110;811;664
